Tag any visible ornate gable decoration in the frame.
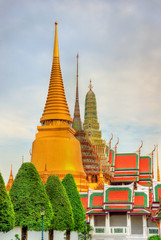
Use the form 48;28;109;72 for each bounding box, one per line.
113;152;139;183
103;183;134;211
88;188;104;209
153;180;161;203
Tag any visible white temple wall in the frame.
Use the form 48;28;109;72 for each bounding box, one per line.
0;228;78;240
0;226;21;240
88;213;161;239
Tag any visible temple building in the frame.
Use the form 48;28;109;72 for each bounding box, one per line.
80;145;161;239
83;81;109;170
30;22;87;191
5;21;161;239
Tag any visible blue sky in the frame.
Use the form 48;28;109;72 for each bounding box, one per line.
1;0;161;183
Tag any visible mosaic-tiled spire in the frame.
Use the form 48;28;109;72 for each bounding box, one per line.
72;54;82;131
40;22;72;123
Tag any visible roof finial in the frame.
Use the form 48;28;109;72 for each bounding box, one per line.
115;137;119;153
89;79;93;91
157;145;160;182
54;21;59;58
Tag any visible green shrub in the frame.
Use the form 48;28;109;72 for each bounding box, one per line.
0;172;15;232
45;175;74;231
148;235;161;240
62;174;86;232
11;234;20;240
10;163;53;231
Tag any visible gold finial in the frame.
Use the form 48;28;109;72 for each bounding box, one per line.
115;137;119;153
54;21;59;58
89;80;93;91
138;140;143;155
108;133;113;148
157;145;160;182
151;145;156;179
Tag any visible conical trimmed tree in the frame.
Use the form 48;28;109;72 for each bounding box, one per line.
10;162;53;240
45;175;74;240
62;174;85;234
0;172;15;232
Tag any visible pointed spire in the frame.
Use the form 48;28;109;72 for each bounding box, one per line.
6;165;14;192
9;164;13;179
157;145;160;182
40;22;72;123
72;53;82;131
89;79;93;91
54;22;59;58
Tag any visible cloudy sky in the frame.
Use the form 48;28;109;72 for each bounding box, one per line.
0;0;161;183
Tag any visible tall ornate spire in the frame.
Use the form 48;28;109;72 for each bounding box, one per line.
40;22;72;124
157;145;160;182
72;53;82;131
31;22;87;191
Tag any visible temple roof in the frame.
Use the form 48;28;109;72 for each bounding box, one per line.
40;22;72;123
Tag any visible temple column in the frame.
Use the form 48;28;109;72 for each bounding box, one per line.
105;213;109;234
143;215;147;237
127;214;130;235
89;215;94;232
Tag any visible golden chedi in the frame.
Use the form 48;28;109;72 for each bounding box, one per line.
31;22;87;191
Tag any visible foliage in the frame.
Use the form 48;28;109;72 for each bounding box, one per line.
148;235;161;240
11;234;20;240
62;174;86;232
78;223;93;240
0;172;15;232
45;175;74;231
9;162;53;231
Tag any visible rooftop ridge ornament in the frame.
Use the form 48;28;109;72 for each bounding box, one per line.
115;137;119;153
89;79;93;91
157;145;160;182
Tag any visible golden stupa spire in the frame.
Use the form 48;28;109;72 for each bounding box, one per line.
31;22;87;191
40;22;72;123
157;145;160;182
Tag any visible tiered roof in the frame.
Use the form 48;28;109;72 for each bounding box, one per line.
113;152;139;183
80;181;161;219
104;183;133;211
106;139;154;186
